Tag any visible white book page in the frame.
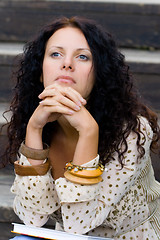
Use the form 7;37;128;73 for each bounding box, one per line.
12;223;113;240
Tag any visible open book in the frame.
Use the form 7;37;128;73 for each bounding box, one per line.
12;223;114;240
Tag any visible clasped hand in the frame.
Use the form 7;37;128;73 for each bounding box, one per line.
29;83;98;133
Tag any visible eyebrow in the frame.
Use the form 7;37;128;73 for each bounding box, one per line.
48;46;91;52
76;48;91;52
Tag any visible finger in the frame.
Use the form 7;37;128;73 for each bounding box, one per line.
62;87;86;106
40;96;81;111
39;88;85;107
38;88;56;99
42;104;75;116
41;84;86;105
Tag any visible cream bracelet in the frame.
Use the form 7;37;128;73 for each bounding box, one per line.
64;171;103;185
19;141;49;160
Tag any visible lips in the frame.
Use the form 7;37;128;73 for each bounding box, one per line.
56;75;76;84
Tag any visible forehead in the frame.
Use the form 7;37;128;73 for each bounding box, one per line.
46;27;90;49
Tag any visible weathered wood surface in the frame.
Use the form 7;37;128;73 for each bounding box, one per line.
134;73;160;111
0;64;14;102
0;55;18;102
0;1;160;48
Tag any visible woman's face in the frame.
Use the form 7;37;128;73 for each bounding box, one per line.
42;27;95;99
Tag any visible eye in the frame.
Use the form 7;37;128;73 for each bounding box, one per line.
78;54;89;60
50;52;61;57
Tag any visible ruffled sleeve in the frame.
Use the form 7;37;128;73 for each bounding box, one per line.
11;154;60;226
53;116;154;234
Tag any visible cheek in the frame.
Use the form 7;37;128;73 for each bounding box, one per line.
42;61;58;87
82;71;95;98
82;64;94;80
87;68;95;88
43;60;52;75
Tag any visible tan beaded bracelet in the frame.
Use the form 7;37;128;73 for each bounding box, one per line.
19;141;49;160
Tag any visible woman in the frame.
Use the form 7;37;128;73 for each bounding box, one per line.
4;16;160;239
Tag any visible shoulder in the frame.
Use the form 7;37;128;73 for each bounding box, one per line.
137;116;153;139
125;116;153;149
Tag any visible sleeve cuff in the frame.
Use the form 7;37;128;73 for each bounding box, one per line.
55;177;100;203
80;154;99;168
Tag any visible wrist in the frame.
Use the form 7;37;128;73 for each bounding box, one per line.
27;120;43;137
25;121;44;165
79;121;99;137
73;123;99;166
28;116;44;131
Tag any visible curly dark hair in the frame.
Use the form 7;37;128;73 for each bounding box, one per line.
1;16;160;167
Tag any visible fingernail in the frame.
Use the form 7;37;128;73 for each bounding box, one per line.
81;98;86;104
77;101;82;107
74;105;81;111
69;110;74;114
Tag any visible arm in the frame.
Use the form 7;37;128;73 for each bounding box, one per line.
11;84;87;226
11;153;60;226
25;83;87;165
64;105;99;165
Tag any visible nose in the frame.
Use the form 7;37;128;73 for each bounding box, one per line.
63;65;72;70
61;56;74;71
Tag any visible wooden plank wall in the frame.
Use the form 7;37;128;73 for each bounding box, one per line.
0;1;160;49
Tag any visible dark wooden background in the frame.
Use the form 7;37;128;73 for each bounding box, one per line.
0;1;160;48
